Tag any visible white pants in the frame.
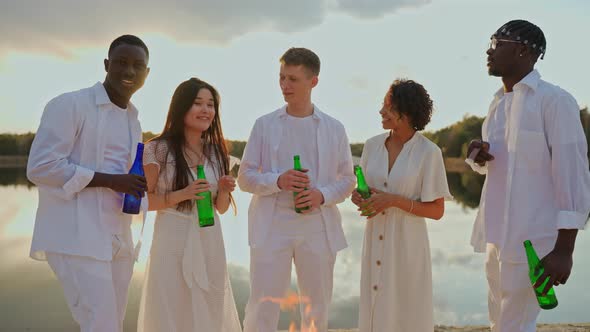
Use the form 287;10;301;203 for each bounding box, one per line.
46;233;135;332
486;243;541;332
243;231;336;332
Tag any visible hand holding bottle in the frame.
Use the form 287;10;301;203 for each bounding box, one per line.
110;174;146;199
277;169;310;192
218;175;236;194
350;190;367;208
362;188;397;218
534;249;574;294
294;188;324;212
467;139;494;166
182;179;210;201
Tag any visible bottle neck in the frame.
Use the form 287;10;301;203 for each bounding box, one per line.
196;166;206;179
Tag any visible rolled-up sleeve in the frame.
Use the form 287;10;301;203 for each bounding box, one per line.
318;125;355;206
237;119;282;196
27;95;94;200
545;93;590;230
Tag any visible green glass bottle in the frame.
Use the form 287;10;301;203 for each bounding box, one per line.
195;165;214;227
293;155;309;214
524;240;558;309
354;165;371;199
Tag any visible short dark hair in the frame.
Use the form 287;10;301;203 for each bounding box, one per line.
385;79;433;131
493;20;546;59
108;35;149;58
280;47;320;76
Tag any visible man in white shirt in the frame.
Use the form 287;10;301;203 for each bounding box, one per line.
467;20;590;332
238;48;355;332
27;35;150;332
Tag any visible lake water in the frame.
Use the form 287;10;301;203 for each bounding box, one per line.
1;176;589;330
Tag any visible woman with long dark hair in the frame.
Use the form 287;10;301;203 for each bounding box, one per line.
137;78;241;331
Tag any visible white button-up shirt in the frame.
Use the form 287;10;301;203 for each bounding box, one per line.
469;70;590;263
27;82;144;261
237;105;356;254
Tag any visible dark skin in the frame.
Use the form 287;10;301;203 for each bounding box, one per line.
468;35;578;295
87;43;150;198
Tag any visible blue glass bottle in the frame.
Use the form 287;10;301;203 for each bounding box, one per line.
122;142;144;214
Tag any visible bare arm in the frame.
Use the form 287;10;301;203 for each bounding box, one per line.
144;163;206;211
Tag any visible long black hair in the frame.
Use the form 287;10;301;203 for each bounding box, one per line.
149;78;234;212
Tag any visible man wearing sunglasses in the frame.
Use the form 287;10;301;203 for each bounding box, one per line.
466;20;590;332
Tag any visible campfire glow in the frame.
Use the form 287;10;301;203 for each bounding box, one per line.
261;290;318;332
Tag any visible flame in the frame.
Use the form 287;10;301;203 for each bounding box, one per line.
259;290;318;332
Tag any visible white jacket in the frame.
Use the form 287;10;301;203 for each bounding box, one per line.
238;105;356;254
469;70;590;262
28;82;143;261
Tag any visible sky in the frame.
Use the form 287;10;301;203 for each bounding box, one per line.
0;0;589;143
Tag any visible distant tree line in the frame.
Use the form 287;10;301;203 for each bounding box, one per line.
2;108;588;209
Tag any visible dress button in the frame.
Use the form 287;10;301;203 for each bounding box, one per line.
379;235;384;240
376;260;381;266
373;285;378;291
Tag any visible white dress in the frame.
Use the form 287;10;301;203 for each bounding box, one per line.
137;141;242;332
357;132;452;332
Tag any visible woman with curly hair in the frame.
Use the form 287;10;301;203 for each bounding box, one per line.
351;79;453;331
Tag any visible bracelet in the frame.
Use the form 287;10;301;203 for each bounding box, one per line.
409;199;414;214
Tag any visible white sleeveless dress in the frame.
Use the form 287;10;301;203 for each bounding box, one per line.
137;141;242;332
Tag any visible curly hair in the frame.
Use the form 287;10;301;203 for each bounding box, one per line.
384;79;433;131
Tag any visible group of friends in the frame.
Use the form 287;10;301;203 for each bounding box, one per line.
27;19;590;332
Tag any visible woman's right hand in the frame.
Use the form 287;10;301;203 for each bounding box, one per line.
351;189;365;208
182;179;210;200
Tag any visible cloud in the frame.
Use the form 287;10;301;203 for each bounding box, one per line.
0;0;431;58
335;0;432;19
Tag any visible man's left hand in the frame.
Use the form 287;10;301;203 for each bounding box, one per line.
534;250;573;295
295;188;324;213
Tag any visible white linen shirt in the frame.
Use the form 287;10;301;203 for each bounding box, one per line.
27;82;144;261
469;70;590;263
237;105;356;254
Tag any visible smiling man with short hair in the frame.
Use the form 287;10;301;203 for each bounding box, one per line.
27;34;150;332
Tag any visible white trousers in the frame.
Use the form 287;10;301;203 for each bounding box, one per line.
46;233;135;332
243;231;336;332
486;243;541;332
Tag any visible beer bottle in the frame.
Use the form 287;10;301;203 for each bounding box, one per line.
122;142;144;214
196;165;214;227
524;240;558;309
293;155;309;213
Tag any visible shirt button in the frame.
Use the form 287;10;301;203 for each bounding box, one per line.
379;235;384;240
376;260;381;266
373;285;378;291
383;182;387;187
381;211;386;215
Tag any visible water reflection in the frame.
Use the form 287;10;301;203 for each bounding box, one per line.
1;173;589;331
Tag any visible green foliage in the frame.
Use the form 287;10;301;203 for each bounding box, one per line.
0;133;35;155
350;143;364;157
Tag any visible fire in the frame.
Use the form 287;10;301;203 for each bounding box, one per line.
260;290;318;332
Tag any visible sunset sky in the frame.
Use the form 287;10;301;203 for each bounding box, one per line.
1;0;588;143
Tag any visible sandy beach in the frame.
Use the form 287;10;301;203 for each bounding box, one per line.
276;324;590;332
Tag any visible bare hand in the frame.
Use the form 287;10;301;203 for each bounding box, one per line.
295;188;324;213
467;139;494;166
534;250;573;295
218;175;236;194
182;179;210;201
362;188;396;219
109;174;146;199
278;169;310;192
350;190;366;208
